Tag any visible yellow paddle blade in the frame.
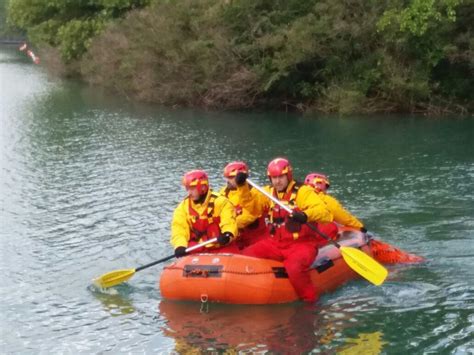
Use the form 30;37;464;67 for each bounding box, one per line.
93;268;136;288
340;246;388;286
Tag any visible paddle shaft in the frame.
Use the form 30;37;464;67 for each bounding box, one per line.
135;237;218;272
246;178;341;248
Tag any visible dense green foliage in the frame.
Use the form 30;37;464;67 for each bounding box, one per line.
7;0;149;61
0;0;22;38
7;0;473;114
0;1;6;35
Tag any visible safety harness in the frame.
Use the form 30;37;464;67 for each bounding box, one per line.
187;192;221;242
269;181;307;240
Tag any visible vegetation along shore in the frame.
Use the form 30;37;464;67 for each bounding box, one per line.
4;0;473;115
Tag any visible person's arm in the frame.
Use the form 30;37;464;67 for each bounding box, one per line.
216;196;238;239
249;184;271;217
325;194;364;229
234;184;260;229
296;185;333;223
170;201;191;249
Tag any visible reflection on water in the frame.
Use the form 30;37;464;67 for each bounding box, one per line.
159;300;387;353
339;331;386;354
160;301;321;353
89;285;136;316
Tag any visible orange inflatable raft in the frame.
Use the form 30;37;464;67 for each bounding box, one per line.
160;228;423;304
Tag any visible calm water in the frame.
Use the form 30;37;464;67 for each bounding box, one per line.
1;47;473;354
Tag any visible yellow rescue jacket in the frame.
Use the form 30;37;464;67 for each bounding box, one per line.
171;189;238;249
318;192;364;229
219;183;260;230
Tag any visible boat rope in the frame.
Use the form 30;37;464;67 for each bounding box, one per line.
164;265;277;276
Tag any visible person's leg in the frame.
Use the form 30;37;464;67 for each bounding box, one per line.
239;222;270;249
282;242;318;302
241;238;283;261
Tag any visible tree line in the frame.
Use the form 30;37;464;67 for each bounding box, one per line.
6;0;473;115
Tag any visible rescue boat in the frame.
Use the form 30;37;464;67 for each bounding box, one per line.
159;228;423;304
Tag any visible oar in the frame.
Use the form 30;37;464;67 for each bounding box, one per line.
93;238;218;288
246;178;388;286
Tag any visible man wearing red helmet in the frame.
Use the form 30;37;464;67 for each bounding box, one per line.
171;170;239;257
242;158;333;303
304;173;366;239
219;161;268;249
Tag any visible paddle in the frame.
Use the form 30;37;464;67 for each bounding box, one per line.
246;178;388;286
93;238;218;288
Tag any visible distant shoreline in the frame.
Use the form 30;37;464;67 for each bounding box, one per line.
6;1;473;116
0;36;26;45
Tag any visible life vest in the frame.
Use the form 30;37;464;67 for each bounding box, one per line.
269;182;313;241
187;192;221;242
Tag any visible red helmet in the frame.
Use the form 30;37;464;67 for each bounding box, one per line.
267;157;293;181
223;161;249;178
182;170;209;195
304;173;330;192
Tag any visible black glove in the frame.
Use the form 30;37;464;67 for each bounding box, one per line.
360;227;367;233
217;232;233;245
235;172;248;186
174;246;187;258
289;211;308;224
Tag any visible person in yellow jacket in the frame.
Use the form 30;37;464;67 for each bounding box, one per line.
171;169;239;258
219;161;268;249
241;158;333;303
304;173;366;239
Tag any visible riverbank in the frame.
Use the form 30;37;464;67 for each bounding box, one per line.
7;0;474;115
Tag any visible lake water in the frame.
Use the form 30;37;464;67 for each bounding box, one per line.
1;47;473;353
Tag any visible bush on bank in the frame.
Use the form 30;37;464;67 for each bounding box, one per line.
7;0;473;115
7;0;150;61
82;0;259;109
